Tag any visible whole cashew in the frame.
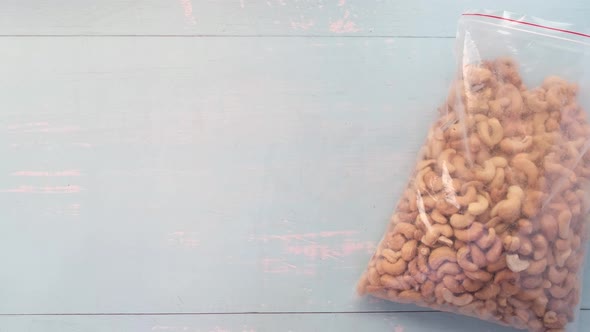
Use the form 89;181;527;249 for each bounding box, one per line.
428;246;457;269
489;167;505;189
532;234;549;260
450;213;475;229
465;269;493;282
452;154;473;179
381;274;412;290
382;248;402;263
548;266;569;284
400;240;418;261
474;283;501;300
485;237;503;263
392;222;417;239
397;290;423;303
454;186;478;206
503;235;521;252
518;237;533;256
494;269;519;284
476;227;496;249
515;288;545;302
490;185;524;222
474;160;496;183
443;275;464;294
499;136;533;154
378;257;407;276
437;148;457;174
477;117;504;147
457;246;480;272
468;195;489;215
523;88;548;113
436;262;461;280
463;278;484;292
511;156;539;187
526;258;548;275
522;190;544;218
506;254;531;272
431;209;447;224
416;159;436;171
442;288;474;306
486;255;507;273
454;222;484;242
540;214;559;241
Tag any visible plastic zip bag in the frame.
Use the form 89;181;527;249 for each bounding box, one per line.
357;11;590;332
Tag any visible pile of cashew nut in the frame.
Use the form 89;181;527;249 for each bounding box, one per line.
357;58;590;332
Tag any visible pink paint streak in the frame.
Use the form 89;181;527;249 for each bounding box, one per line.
180;0;197;24
329;10;360;33
290;18;314;30
6;122;49;130
287;241;375;260
7;122;82;133
167;231;199;248
1;185;82;194
256;230;357;242
260;258;316;275
338;0;346;6
11;170;81;177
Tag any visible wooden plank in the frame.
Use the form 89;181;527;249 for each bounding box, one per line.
1;1;590;36
1;36;590;315
0;311;589;332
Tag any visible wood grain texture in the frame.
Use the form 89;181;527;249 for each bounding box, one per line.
1;0;589;36
1;36;589;316
0;311;589;332
0;36;450;314
3;4;590;332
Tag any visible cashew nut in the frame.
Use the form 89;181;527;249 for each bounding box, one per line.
506;254;531;272
442;288;474;306
490;185;524;222
499;136;533;154
477;117;504;147
468;195;489;215
428;246;457;269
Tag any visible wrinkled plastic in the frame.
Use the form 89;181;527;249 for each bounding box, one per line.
357;11;590;332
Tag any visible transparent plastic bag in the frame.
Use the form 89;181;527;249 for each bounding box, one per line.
357;11;590;332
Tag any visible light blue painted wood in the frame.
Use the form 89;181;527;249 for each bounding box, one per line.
0;36;451;314
3;1;590;332
1;36;590;316
1;0;589;36
0;311;589;332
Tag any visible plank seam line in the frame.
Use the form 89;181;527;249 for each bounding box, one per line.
0;34;455;39
0;309;588;316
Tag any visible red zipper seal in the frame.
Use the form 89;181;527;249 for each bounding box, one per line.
462;13;590;39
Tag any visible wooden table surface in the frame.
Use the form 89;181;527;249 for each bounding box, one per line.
1;1;590;331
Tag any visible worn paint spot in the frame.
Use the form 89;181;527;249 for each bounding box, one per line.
286;241;375;260
167;231;200;248
11;170;81;177
179;0;197;24
290;17;314;30
255;230;357;242
329;10;360;33
7;122;82;133
1;185;82;194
